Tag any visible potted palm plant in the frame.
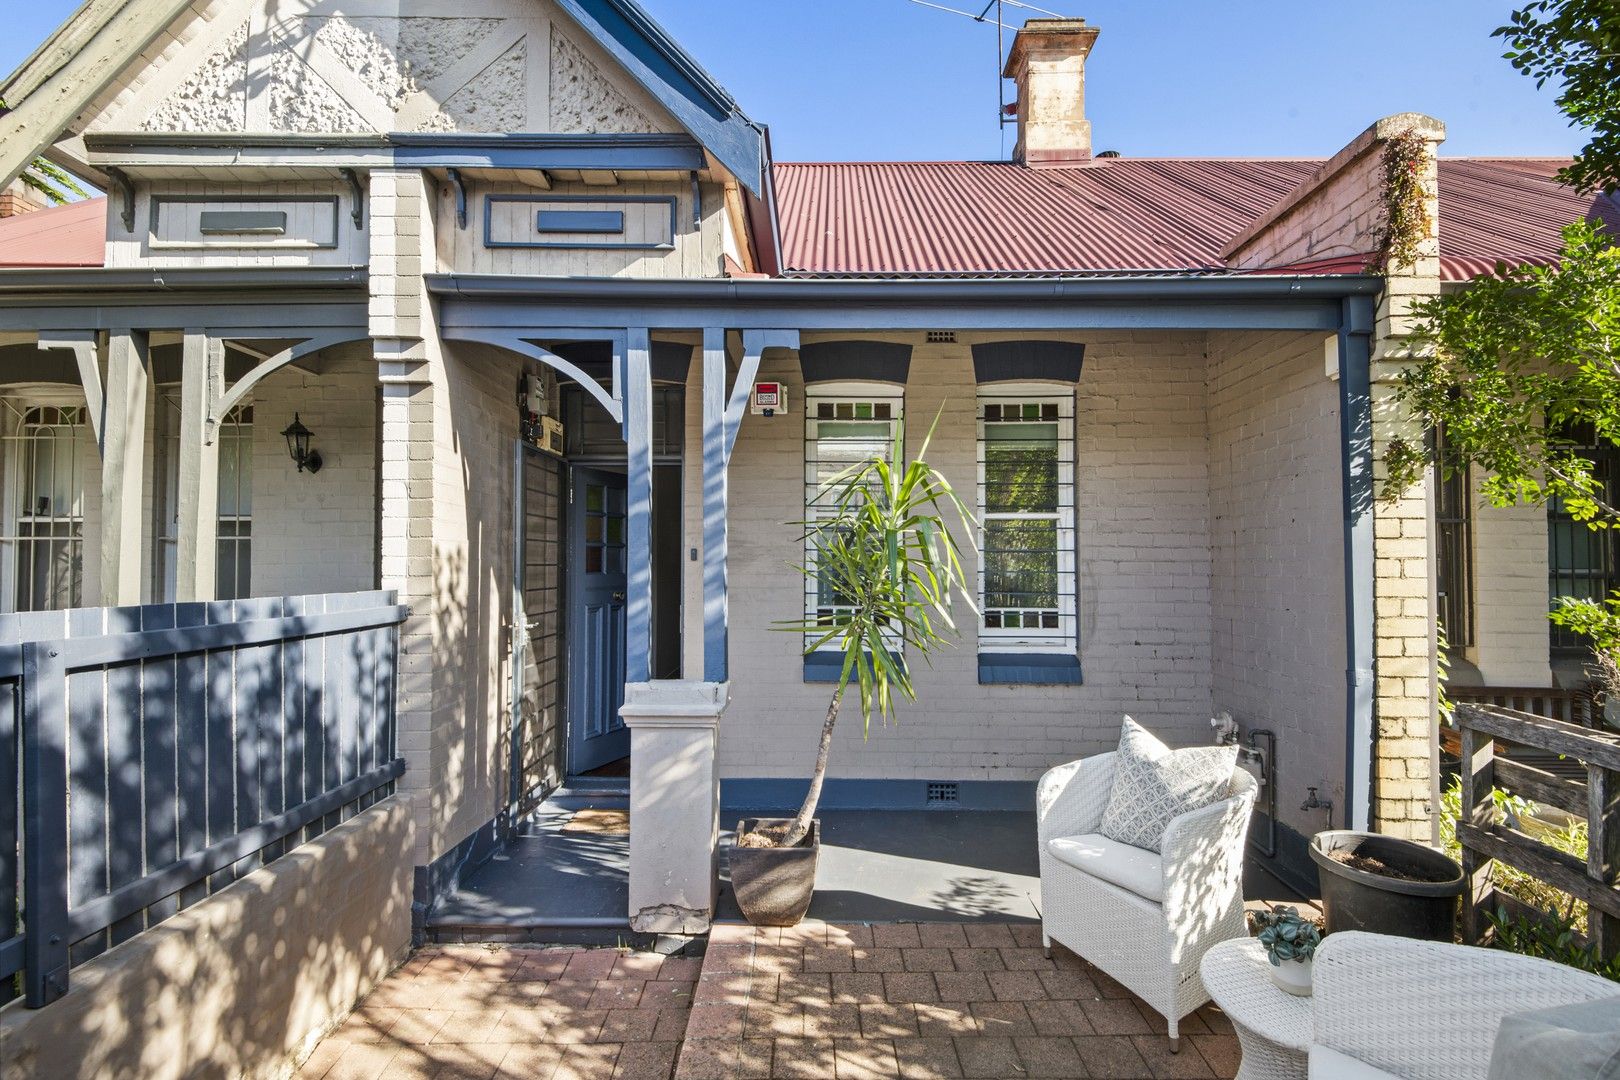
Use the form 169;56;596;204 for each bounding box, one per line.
728;417;976;926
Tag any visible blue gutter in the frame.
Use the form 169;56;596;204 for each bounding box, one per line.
1337;294;1378;832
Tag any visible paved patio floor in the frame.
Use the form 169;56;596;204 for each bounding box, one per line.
295;925;1241;1080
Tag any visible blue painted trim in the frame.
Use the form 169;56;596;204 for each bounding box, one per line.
799;340;913;384
702;327;729;683
390;132;707;172
803;652;846;683
972;340;1085;383
978;651;1082;686
549;0;768;195
1337;295;1377;833
624;329;654;685
428;275;1380;333
721;778;1036;812
802;651;907;684
538;210;625;234
484;195;677;252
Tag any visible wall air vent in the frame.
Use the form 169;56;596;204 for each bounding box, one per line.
926;782;960;804
926;331;957;344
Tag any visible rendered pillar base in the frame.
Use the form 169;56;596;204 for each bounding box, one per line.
621;680;727;935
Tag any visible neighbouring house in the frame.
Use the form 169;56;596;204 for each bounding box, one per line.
0;3;1614;1067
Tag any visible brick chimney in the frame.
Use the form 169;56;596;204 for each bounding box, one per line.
1003;18;1100;168
0;180;48;218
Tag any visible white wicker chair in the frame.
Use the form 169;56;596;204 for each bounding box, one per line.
1036;750;1257;1051
1309;931;1619;1080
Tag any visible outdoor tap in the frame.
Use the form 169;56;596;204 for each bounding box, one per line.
1210;711;1240;746
1300;787;1333;815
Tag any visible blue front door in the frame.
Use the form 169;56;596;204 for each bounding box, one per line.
567;467;630;774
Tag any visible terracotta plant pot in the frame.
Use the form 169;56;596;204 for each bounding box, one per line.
729;818;819;926
1269;956;1313;996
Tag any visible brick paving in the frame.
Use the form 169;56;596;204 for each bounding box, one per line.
675;922;1240;1080
295;944;699;1079
295;926;1241;1080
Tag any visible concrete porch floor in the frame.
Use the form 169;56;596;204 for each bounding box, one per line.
429;804;1314;940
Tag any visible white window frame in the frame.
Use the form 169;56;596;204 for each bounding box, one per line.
976;382;1076;653
803;381;904;652
0;393;90;613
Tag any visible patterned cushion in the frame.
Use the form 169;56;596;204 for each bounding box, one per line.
1098;717;1237;852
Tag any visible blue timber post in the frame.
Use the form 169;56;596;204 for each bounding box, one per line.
1338;294;1377;833
701;328;730;682
624;328;654;684
700;329;800;683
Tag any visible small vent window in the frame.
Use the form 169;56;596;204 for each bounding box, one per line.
926;331;957;345
926;782;959;804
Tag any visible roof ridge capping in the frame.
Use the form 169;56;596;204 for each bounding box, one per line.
1221;112;1446;263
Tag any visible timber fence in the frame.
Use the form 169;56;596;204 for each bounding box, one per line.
0;590;406;1008
1455;701;1620;963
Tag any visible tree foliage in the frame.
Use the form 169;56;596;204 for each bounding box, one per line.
1497;0;1620;194
768;416;976;849
1384;221;1620;523
1385;220;1620;680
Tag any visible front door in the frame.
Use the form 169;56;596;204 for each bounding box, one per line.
567;467;629;774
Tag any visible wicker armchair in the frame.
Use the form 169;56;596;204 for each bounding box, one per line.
1309;931;1618;1079
1036;750;1257;1050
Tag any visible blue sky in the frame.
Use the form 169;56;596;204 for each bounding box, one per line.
2;0;1585;162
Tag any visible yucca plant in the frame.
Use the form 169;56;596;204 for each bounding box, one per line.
763;414;977;850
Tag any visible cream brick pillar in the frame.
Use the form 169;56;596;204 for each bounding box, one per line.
622;681;727;935
370;168;441;879
1369;123;1446;840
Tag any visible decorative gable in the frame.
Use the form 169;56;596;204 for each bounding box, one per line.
87;0;679;137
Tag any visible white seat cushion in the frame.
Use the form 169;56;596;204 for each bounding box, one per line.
1046;833;1163;903
1309;1046;1403;1080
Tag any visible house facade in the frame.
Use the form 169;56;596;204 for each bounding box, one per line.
0;0;1606;922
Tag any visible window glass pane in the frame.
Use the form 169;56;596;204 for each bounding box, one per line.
983;519;1059;610
984;423;1059;514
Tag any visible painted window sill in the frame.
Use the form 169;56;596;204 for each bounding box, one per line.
803;651;906;684
978;651;1082;686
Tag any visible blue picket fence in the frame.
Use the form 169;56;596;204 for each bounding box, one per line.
0;590;406;1008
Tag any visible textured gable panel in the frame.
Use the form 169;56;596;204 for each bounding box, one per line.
73;0;682;138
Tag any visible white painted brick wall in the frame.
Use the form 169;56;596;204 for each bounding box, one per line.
1207;330;1347;837
249;348;378;597
720;333;1217;782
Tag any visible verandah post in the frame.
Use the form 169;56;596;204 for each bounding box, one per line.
176;331;224;603
624;328;654;684
701;326;729;682
99;330;150;605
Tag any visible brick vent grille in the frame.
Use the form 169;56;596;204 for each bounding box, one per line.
925;331;957;344
926;782;960;804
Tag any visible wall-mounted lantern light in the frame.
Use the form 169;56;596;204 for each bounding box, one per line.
281;413;323;474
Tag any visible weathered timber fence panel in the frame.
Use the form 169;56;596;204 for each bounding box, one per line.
1455;702;1620;964
1450;685;1600;729
0;590;406;1009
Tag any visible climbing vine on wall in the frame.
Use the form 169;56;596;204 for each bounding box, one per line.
1373;128;1433;272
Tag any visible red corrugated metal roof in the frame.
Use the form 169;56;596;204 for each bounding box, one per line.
775;157;1620;281
1;158;1614;281
0;197;106;268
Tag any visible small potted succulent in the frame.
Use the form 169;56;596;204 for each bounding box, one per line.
1251;905;1322;996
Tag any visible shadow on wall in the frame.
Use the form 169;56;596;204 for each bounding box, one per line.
0;799;414;1080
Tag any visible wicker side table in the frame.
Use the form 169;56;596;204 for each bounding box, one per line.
1199;938;1311;1080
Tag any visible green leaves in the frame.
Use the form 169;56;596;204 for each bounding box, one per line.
1250;905;1322;966
781;410;977;737
1496;0;1620;195
1383;219;1620;681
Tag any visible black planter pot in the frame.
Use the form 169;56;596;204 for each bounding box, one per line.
1310;830;1465;941
730;818;820;927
